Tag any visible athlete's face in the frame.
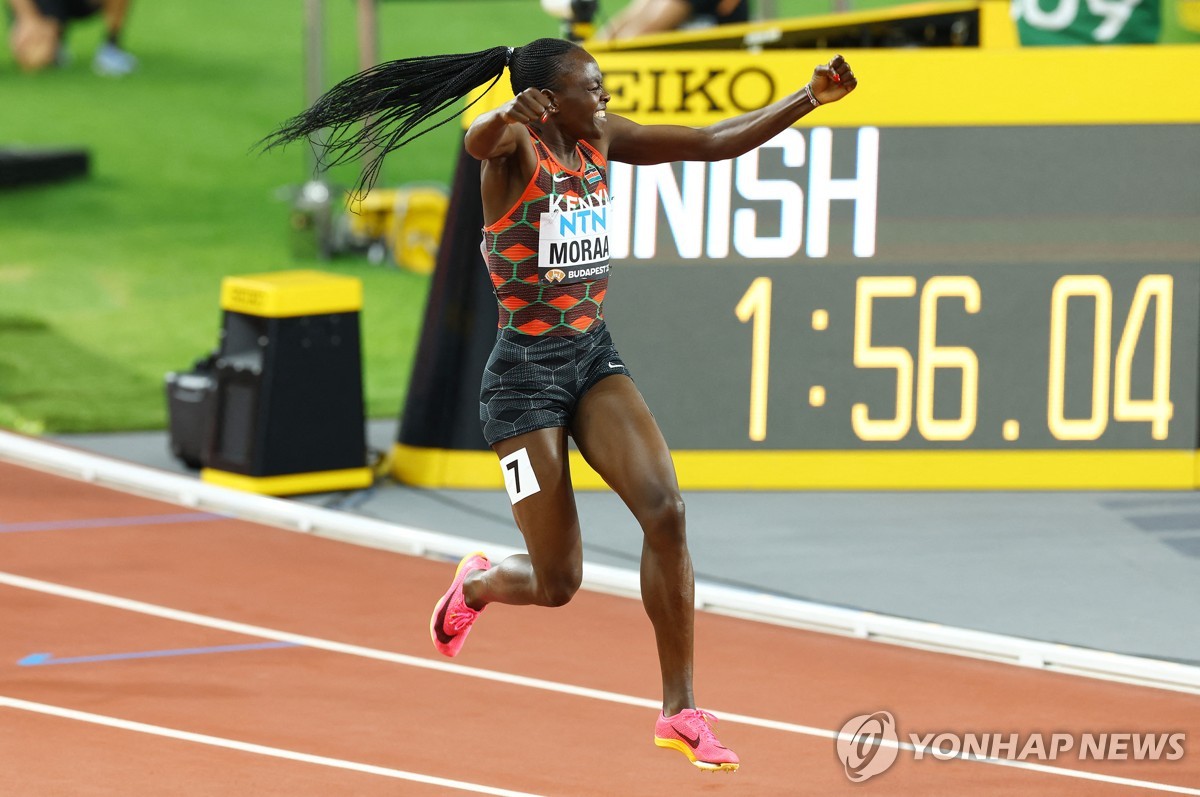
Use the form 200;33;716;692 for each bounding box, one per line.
550;51;610;140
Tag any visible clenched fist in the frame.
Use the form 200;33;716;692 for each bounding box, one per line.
500;87;555;125
809;54;857;105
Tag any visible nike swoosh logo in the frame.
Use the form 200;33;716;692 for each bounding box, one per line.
552;174;571;182
680;731;702;749
608;362;621;369
433;598;456;645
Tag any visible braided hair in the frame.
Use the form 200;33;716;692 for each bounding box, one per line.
260;38;581;195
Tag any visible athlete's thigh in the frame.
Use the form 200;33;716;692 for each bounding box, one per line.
492;426;582;569
570;375;680;512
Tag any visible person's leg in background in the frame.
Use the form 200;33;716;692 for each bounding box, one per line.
7;0;136;74
92;0;136;76
8;0;63;71
592;0;691;41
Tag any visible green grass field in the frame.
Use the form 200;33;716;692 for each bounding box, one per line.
0;1;560;433
0;0;877;434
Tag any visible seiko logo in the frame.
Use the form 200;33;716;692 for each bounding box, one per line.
603;67;776;115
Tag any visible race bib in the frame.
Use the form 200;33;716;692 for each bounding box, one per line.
537;190;611;285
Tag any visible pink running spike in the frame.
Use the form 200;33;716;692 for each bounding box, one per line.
654;708;740;772
429;552;490;657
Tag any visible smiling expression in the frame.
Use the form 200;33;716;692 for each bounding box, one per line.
547;50;610;140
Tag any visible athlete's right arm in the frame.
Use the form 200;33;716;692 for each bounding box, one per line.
470;89;550;225
465;88;554;161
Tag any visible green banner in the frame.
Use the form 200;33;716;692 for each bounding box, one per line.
1015;0;1200;43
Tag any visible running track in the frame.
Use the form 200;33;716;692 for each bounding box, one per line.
1;459;1198;795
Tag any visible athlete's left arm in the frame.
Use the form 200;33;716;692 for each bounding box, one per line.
604;54;856;166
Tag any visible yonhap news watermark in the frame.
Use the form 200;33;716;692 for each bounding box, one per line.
836;711;1188;783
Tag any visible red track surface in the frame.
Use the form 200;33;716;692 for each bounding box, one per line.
1;459;1198;796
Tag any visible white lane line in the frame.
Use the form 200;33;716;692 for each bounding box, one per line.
0;696;545;797
0;570;660;710
4;429;1199;696
3;570;1198;796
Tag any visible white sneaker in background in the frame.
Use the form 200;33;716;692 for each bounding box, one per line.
93;42;137;76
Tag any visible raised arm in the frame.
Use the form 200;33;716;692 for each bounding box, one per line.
605;54;857;165
467;86;565;224
465;87;555;160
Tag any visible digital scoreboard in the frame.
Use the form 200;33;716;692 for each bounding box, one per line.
602;124;1199;453
395;46;1200;489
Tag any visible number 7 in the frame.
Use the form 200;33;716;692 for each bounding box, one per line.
506;458;521;494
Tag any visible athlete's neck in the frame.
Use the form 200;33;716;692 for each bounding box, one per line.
531;124;582;171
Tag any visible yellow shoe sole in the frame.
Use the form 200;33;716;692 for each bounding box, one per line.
654;737;740;772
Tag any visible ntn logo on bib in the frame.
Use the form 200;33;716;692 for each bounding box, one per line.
538;192;611;284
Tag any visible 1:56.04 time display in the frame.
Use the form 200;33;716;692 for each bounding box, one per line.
735;273;1176;445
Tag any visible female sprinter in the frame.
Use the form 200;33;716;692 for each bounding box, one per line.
264;39;856;772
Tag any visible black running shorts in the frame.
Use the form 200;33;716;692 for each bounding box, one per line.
479;321;631;446
32;0;100;21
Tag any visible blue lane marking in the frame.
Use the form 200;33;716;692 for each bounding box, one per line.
17;641;299;667
0;512;227;534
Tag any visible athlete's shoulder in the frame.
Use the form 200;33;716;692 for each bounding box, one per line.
576;138;604;169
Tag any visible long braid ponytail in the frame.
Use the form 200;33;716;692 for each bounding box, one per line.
260;38;582;195
507;38;579;95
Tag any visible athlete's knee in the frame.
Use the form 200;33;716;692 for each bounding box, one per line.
535;563;582;607
639;491;687;549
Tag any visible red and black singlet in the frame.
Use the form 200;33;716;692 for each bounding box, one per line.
481;128;611;337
